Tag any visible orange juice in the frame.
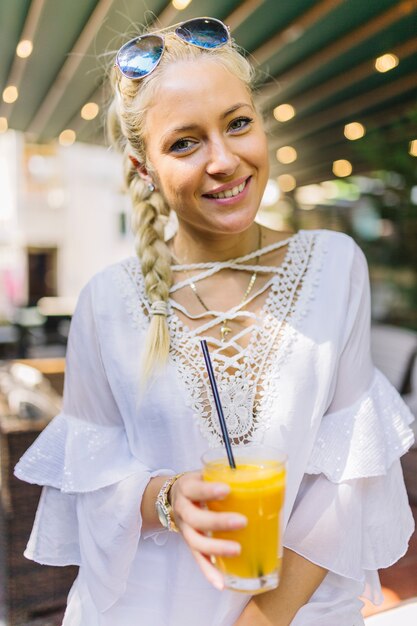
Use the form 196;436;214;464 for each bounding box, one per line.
202;447;286;593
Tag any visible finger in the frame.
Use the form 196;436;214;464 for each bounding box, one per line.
178;498;247;533
182;524;241;558
192;550;225;591
179;478;231;503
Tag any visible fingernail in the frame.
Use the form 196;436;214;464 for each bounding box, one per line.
212;578;224;591
213;484;230;497
228;514;247;529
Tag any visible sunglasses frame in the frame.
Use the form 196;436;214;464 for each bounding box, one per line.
115;17;231;80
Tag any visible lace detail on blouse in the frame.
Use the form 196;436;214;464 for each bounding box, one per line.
117;230;328;447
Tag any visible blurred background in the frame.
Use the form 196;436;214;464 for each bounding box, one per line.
0;1;416;625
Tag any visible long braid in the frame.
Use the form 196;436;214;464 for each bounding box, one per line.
127;163;172;377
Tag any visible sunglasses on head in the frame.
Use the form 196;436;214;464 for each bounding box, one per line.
115;17;230;80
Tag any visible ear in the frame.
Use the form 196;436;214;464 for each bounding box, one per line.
128;155;155;186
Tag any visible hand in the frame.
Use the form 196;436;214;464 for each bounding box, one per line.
169;471;247;590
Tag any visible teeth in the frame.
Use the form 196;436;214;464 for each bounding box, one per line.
208;180;246;199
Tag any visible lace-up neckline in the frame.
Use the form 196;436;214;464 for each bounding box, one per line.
119;230;325;446
168;234;296;359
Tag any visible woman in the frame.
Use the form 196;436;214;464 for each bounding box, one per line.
15;17;414;626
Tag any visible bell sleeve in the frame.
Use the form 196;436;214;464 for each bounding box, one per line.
14;281;171;612
283;243;415;599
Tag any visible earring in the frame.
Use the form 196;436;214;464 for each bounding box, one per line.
148;182;155;193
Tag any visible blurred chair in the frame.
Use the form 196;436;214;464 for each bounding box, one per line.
370;323;417;441
0;359;77;625
370;324;417;394
371;324;417;504
403;356;417;419
13;307;46;359
0;325;20;359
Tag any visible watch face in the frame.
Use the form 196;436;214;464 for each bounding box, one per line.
156;500;169;529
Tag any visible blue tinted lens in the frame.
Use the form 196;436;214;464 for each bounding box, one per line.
117;35;164;79
176;18;228;49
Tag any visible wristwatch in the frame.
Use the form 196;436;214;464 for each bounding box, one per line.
155;473;184;532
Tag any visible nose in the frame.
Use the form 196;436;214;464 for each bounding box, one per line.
206;137;240;177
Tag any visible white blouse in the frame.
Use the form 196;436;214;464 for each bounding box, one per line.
15;230;415;626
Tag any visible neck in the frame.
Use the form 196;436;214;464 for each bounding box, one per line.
171;223;261;264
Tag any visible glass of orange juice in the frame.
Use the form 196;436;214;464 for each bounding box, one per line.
202;444;286;594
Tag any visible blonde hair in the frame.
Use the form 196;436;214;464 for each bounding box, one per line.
108;28;256;378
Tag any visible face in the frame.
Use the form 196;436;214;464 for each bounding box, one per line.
143;58;269;238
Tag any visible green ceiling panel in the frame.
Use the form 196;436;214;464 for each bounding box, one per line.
38;0;170;140
233;0;316;55
265;9;417;109
170;0;242;23
8;0;100;130
263;0;396;79
303;53;417;118
0;0;31;88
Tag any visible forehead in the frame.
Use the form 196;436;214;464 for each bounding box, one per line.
146;59;252;128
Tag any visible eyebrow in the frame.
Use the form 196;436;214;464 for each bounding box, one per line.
160;102;254;146
221;102;253;118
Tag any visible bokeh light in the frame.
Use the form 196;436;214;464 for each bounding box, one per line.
16;40;33;58
276;146;297;164
375;53;399;73
81;102;99;121
344;122;366;140
59;129;76;146
2;86;19;104
277;174;296;192
261;179;280;206
332;159;352;177
172;0;192;9
273;104;296;122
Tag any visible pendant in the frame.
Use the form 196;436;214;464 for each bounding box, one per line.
220;320;232;342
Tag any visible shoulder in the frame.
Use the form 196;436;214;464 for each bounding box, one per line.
75;256;142;317
292;230;370;310
299;227;353;250
83;256;139;293
262;226;359;258
301;228;368;274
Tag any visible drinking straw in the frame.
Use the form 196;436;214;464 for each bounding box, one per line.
200;339;236;469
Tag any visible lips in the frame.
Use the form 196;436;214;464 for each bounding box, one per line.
203;176;250;199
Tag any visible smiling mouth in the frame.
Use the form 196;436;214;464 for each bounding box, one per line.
204;177;250;200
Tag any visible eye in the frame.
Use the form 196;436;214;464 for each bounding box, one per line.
169;138;197;154
228;116;254;133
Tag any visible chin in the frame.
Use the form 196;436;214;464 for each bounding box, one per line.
216;212;258;235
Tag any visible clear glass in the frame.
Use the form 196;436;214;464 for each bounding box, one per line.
202;444;286;594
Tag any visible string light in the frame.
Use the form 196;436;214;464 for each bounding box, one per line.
344;122;365;141
276;146;297;164
332;159;352;177
375;53;399;73
2;86;18;104
409;140;417;157
16;40;33;58
81;102;99;120
172;0;192;9
59;129;76;146
273;104;296;122
277;174;296;192
0;117;8;133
